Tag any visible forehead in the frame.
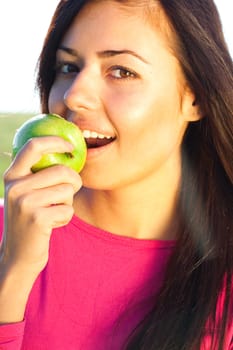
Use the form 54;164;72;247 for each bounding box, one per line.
61;0;174;53
79;0;169;31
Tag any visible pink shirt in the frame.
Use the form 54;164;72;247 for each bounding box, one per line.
0;204;232;349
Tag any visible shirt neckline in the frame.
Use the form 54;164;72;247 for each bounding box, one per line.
70;214;177;249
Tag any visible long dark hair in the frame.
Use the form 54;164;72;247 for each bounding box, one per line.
36;1;233;349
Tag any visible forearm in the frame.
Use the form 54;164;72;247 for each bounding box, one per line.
0;264;37;324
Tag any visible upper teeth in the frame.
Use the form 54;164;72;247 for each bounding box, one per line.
82;130;112;139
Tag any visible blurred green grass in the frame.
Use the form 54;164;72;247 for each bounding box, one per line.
0;113;34;198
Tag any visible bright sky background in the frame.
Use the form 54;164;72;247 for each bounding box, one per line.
0;0;232;113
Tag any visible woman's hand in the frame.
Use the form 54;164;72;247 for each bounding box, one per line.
2;135;82;270
0;136;82;323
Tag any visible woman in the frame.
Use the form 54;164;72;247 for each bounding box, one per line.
0;0;232;349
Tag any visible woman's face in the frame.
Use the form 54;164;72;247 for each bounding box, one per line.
49;0;195;190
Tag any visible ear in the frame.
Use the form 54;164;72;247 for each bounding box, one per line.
181;87;203;122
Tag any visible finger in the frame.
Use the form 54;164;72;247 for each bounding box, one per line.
50;205;74;228
35;205;75;230
14;183;76;210
30;165;82;193
9;136;74;177
6;165;82;201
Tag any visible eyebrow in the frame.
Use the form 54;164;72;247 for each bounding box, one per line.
58;46;149;64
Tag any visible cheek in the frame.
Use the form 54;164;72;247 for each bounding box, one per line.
108;81;187;167
108;81;182;136
48;82;67;115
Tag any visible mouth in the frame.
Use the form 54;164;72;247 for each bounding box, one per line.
82;129;116;149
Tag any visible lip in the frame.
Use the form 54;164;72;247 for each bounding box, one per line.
85;138;116;160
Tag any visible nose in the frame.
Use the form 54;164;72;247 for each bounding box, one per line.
64;68;101;113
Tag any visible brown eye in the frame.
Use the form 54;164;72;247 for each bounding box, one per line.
110;66;137;79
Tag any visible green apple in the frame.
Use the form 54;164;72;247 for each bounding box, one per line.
12;113;87;173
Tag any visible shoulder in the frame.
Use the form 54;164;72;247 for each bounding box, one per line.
218;275;233;348
227;278;233;347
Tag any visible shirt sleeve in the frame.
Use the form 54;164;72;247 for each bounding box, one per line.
0;205;25;349
0;322;25;350
0;202;4;242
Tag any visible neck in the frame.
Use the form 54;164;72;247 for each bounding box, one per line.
74;170;181;241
